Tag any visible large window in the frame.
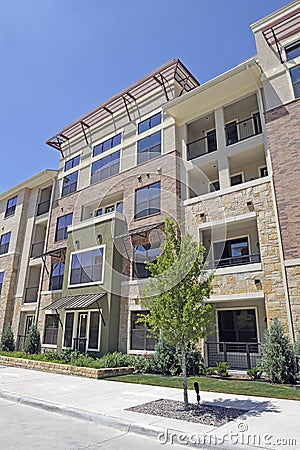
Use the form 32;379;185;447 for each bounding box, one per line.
135;182;161;219
69;247;104;286
285;40;300;61
64;312;74;347
131;311;156;351
43;315;59;345
213;237;249;267
55;213;73;242
218;309;258;343
133;242;160;278
0;232;11;255
61;171;78;197
137;131;161;164
290;65;300;99
93;133;121;157
65;155;80;171
0;272;4;295
5;196;17;218
49;262;64;290
138;112;161;134
91;151;120;184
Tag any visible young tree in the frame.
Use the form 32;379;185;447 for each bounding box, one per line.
0;324;15;352
260;317;296;384
139;218;213;409
24;323;40;354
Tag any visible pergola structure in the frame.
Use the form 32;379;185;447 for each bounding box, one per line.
46;59;200;156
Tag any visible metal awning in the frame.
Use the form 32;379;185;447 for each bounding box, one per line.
45;293;106;311
33;247;66;260
115;222;164;239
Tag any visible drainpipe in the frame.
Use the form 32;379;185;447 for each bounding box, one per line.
35;176;57;325
246;63;295;343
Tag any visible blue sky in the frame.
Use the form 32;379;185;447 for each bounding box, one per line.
0;0;291;193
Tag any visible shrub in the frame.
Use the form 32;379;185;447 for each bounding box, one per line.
215;362;229;377
294;328;300;375
247;367;261;380
97;351;134;368
132;354;156;373
260;318;296;384
23;324;40;354
0;324;15;352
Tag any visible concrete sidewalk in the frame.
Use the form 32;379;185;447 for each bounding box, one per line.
0;365;299;450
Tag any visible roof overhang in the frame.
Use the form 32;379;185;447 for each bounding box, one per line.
163;59;262;125
46;59;200;155
45;293;106;311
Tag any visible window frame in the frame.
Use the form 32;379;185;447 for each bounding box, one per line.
49;262;65;290
138;112;162;135
134;182;161;220
91;150;120;184
5;196;18;218
55;213;73;242
61;171;78;197
230;172;244;187
0;272;4;295
289;64;300;99
137;131;161;164
216;306;260;345
0;232;11;255
64;155;80;172
43;314;59;346
92;133;122;158
285;40;300;61
68;245;105;287
130;310;157;352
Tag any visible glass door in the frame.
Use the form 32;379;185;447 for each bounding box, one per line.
76;313;87;353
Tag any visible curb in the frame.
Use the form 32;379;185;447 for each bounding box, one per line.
0;390;255;450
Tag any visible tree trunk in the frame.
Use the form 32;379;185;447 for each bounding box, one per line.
181;336;189;409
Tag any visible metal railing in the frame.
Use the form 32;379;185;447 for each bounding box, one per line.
225;115;262;146
24;286;39;303
205;341;261;370
187;133;217;160
30;242;45;258
205;253;261;270
36;199;50;216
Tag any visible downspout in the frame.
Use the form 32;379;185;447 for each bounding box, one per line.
35;176;57;325
246;63;295;343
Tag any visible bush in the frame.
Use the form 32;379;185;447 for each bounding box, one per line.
0;324;15;352
97;351;134;368
215;362;229;377
23;324;40;354
247;367;261;380
151;340;206;376
294;328;300;375
132;354;156;373
260;318;296;384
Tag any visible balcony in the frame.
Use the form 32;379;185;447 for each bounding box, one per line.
205;341;261;370
36;199;50;216
24;286;39;303
187;131;217;160
30;242;45;258
205;253;261;270
225;114;262;146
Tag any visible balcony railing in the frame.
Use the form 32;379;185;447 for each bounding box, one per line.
205;341;261;370
205;253;261;270
24;286;39;303
36;199;50;216
225;114;262;146
187;132;217;160
30;242;45;258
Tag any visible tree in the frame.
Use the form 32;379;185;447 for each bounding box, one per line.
139;218;213;409
260;318;296;384
0;324;15;352
24;324;40;354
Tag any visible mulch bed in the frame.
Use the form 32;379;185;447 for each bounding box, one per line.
127;399;247;426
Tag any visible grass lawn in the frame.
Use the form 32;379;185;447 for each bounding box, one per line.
104;374;300;401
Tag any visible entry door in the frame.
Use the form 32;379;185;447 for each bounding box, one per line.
77;313;88;353
25;315;34;336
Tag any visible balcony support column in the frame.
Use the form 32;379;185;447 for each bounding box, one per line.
215;108;230;190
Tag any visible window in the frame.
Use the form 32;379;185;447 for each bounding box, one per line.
55;213;73;241
138;112;161;134
61;171;78;197
93;133;121;157
133;242;161;278
218;309;258;343
225;121;238;145
210;180;220;192
5;196;17;218
135;182;161;219
95;208;103;217
88;312;100;350
64;312;74;347
105;205;115;214
65;155;80;171
285;40;300;61
137;131;161;164
49;262;64;290
290;65;300;99
207;130;217;152
131;311;156;351
95;201;123;217
0;272;4;295
91;151;120;184
43;315;59;345
69;247;104;285
230;173;243;186
0;232;11;255
260;167;268;178
213;237;249;267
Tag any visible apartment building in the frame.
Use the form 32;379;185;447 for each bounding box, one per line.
0;170;57;349
1;1;299;369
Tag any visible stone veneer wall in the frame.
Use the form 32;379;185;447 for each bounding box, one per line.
286;265;300;331
185;180;290;331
